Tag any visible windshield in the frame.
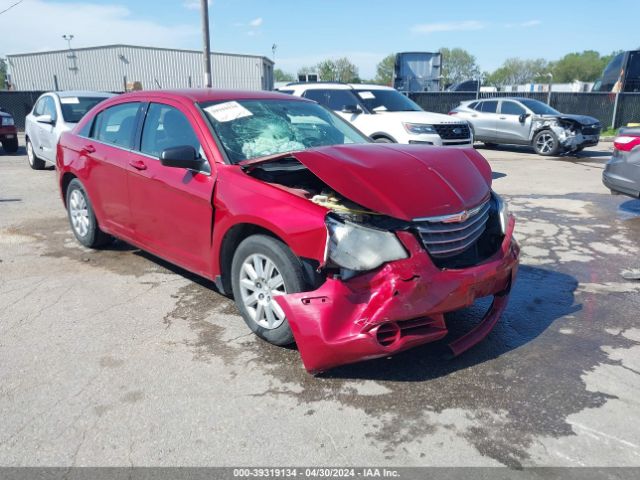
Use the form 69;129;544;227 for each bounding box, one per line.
520;99;560;116
354;89;422;112
60;96;109;123
200;99;369;163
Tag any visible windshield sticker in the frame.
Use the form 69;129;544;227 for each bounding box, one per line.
60;97;80;104
358;91;375;100
205;101;253;122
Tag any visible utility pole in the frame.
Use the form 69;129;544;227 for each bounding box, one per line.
201;0;212;88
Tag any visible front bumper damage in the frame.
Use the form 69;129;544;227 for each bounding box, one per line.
532;117;600;152
276;217;519;373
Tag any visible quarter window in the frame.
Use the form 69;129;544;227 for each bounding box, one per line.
33;98;45;116
42;97;57;121
500;101;526;116
140;103;204;159
93;102;141;149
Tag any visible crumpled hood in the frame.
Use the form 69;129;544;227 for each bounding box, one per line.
535;113;600;126
292;144;492;220
373;110;467;125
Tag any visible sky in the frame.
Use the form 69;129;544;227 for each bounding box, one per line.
1;0;638;79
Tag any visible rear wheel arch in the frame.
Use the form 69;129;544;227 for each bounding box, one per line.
61;172;78;208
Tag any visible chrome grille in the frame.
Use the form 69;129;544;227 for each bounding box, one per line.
415;200;491;258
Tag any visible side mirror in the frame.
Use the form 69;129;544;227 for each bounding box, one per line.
341;104;362;114
519;113;531;123
160;145;203;171
36;114;55;125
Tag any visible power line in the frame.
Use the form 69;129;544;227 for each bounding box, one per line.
0;0;25;16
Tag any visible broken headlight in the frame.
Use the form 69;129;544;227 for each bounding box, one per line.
325;216;408;271
492;192;510;235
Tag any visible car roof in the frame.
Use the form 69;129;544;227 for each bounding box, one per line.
49;90;115;98
117;88;307;103
283;82;394;91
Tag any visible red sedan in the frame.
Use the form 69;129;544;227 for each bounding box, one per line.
56;89;519;373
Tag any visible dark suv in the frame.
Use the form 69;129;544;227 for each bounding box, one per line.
0;107;18;153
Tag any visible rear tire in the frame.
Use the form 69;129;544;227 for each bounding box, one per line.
483;142;498;148
533;130;560;156
2;138;18;154
27;138;46;170
373;137;394;143
65;179;112;248
231;235;307;346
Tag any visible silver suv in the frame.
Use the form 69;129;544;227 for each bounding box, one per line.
450;97;601;155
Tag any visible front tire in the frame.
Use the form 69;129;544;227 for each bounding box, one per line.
65;179;112;248
2;138;18;154
27;138;46;170
533;130;560;156
231;235;307;346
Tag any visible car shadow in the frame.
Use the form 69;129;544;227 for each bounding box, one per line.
319;265;579;381
617;198;640;219
492;171;506;180
101;239;578;382
476;143;611;159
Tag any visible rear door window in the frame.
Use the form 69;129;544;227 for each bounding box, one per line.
302;89;362;111
480;100;498;113
93;102;141;149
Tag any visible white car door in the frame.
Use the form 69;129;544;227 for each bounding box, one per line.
36;96;59;163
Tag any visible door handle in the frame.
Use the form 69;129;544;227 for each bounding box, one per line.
82;144;96;153
499;117;507;120
129;159;147;171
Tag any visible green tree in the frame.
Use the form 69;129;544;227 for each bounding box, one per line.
439;48;480;86
274;68;295;82
551;50;618;82
0;59;7;90
485;58;550;87
374;53;395;85
314;57;359;82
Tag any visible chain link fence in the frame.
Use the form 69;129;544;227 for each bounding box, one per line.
0;91;45;130
2;90;640;132
409;91;640;129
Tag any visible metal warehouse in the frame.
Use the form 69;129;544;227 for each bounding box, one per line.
7;44;274;91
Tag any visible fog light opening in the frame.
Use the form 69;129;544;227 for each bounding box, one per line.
375;322;401;347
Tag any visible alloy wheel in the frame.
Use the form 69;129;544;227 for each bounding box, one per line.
536;133;555;154
27;141;34;166
69;189;90;238
238;253;287;330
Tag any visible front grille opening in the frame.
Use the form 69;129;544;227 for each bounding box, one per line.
433;124;471;140
414;199;504;269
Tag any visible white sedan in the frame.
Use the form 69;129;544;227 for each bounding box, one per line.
25;91;114;169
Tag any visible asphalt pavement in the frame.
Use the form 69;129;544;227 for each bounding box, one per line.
1;136;639;468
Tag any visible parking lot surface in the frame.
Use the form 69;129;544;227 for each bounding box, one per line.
1;137;639;467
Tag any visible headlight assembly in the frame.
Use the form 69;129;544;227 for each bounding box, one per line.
493;192;510;235
325;216;408;271
403;123;437;135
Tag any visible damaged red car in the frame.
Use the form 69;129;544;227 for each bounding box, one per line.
56;90;519;373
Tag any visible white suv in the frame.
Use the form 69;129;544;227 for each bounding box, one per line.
279;83;473;147
25;90;113;169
